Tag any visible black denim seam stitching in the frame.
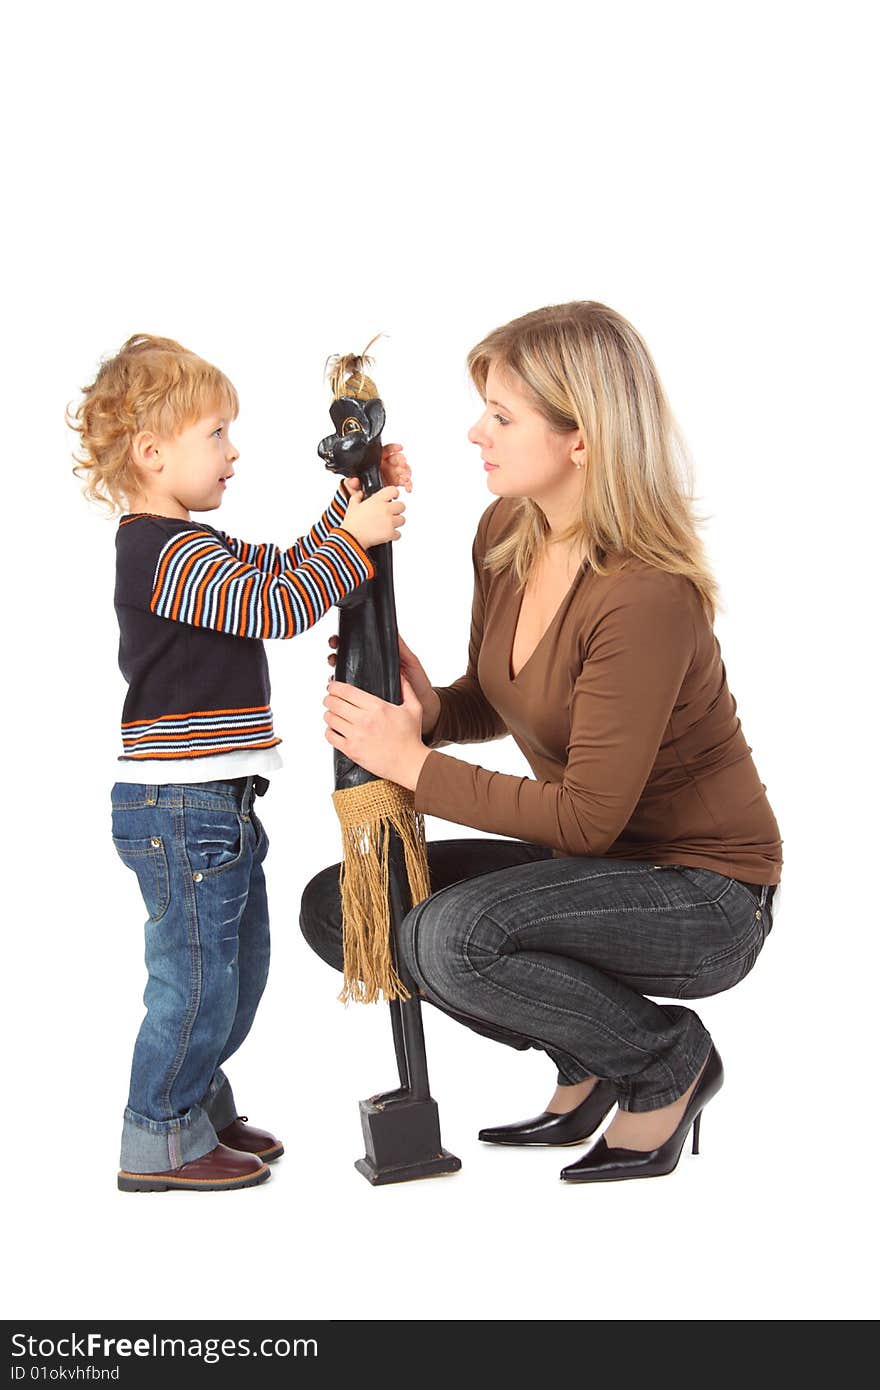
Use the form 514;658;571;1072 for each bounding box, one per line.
507;891;734;935
466;866;735;918
403;861;704;1106
619;1039;714;1113
478;866;665;913
404;865;664;931
475;953;655;1064
462;913;679;1092
726;879;764;909
403;898;634;1084
409;898;698;1109
614;968;694;982
696;919;764;973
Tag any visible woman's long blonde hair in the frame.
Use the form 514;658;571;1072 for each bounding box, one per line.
467;301;721;625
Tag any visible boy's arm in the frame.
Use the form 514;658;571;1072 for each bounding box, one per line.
148;518;373;640
216;481;350;575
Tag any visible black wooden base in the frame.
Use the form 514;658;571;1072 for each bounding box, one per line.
354;1096;462;1185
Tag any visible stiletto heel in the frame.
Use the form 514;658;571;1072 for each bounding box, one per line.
560;1044;724;1183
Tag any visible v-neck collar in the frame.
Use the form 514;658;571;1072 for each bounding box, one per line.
506;559;590;684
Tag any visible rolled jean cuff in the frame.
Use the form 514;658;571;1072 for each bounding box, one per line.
200;1069;237;1132
556;1069;591;1086
551;1056;591;1087
119;1104;218;1173
616;1025;714;1114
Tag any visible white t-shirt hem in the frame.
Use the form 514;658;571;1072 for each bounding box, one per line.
112;746;284;785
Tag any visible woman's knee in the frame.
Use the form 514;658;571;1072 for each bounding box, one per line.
298;862;344;970
399;893;506;1006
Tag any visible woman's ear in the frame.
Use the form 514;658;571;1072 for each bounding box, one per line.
570;435;586;470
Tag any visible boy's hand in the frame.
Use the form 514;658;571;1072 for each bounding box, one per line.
343;443;412;498
338;484;405;550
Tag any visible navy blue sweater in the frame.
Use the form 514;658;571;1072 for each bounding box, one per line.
114;482;373;761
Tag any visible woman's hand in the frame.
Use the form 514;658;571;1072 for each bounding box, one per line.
323;673;432;791
327;633;441;737
342;442;412;498
397;635;441;737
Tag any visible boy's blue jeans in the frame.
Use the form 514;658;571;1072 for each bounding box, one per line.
111;777;270;1173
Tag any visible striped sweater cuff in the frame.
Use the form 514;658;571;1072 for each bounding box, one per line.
321;525;375;582
327;482;349;527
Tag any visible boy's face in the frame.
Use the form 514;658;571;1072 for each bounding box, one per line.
132;411;239;517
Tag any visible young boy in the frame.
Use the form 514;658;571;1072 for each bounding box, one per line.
70;333;408;1192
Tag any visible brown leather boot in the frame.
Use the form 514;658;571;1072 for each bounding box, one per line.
216;1115;285;1162
117;1143;271;1192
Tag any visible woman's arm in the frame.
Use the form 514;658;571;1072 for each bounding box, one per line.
413;571;696;856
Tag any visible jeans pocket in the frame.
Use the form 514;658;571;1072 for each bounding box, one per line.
613;969;694;999
112;835;170;921
253;809;269;859
728;878;763;910
185;809;247;876
681;917;766;998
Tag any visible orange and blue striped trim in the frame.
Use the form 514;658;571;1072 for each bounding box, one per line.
121;705;281;759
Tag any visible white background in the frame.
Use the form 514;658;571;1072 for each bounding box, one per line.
3;0;876;1322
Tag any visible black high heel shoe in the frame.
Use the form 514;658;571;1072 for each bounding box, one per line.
479;1079;618;1147
559;1045;724;1182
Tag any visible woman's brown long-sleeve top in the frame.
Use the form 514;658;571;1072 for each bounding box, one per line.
413;498;782;884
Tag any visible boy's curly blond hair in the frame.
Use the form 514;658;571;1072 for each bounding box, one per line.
67;333;239;515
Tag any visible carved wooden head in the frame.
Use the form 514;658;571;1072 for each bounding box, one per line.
317;395;386;478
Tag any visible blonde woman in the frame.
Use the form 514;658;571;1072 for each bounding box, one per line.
301;302;782;1184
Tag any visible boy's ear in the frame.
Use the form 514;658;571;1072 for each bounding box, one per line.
131;429;164;477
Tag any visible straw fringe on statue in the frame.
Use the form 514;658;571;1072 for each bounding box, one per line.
320;343;432;1004
333;779;431;1003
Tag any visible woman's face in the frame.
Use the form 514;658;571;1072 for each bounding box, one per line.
467;361;584;507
